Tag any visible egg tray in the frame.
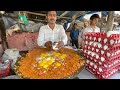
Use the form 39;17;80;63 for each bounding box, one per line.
86;65;119;79
86;60;120;73
14;50;86;79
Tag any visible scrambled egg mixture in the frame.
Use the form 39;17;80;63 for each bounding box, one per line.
36;52;67;69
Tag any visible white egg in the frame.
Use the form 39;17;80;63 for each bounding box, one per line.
98;38;101;42
96;55;99;59
90;62;94;66
111;71;113;74
99;62;102;65
94;60;97;62
97;72;100;74
102;75;105;78
99;68;102;72
107;53;110;57
89;41;92;45
104;64;107;68
106;75;108;78
104;45;108;50
98;43;102;48
91;53;95;57
96;49;99;52
92;48;94;51
94;65;97;69
110;39;114;45
90;57;93;60
101;51;104;55
88;51;90;55
93;42;96;47
86;36;88;39
101;57;105;62
109;65;112;67
86;60;90;63
86;41;88;44
88;46;90;49
112;53;114;56
94;37;96;41
104;38;107;43
115;40;118;44
113;70;115;73
90;36;92;40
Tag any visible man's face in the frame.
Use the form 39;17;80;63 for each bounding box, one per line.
84;21;89;27
46;11;57;24
91;18;99;25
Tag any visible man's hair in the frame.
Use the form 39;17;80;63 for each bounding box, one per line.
46;11;57;16
90;14;100;20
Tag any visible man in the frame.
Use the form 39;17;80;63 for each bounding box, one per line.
37;11;68;50
83;14;100;38
70;23;80;49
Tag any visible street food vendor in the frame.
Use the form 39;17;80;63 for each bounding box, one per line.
37;11;68;49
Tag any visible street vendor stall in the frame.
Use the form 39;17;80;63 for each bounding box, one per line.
0;11;120;79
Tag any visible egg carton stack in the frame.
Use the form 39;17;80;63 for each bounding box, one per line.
82;32;120;79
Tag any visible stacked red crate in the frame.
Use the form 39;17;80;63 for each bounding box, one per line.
83;32;120;79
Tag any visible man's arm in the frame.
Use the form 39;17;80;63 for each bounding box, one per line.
60;25;68;45
37;26;45;47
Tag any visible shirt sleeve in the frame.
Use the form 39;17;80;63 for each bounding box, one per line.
37;26;46;47
60;25;68;45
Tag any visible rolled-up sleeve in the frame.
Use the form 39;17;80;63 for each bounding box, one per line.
37;26;45;47
60;26;68;45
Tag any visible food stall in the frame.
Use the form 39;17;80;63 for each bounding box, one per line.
0;11;120;79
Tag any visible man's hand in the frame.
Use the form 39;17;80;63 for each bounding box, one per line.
56;41;64;49
44;41;52;49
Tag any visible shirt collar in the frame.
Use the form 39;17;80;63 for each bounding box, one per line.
47;24;57;30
